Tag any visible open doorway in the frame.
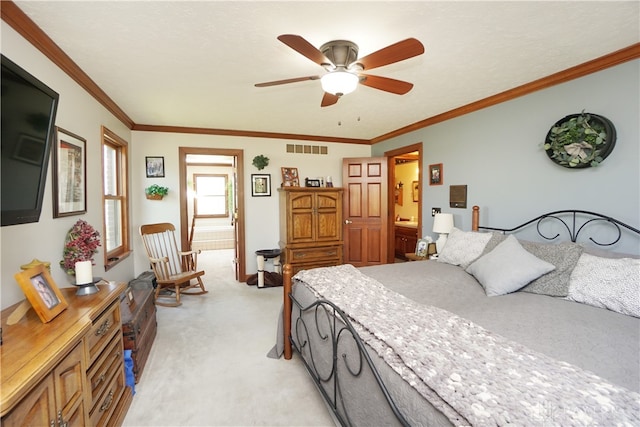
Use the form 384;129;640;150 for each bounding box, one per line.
384;143;423;263
178;147;246;282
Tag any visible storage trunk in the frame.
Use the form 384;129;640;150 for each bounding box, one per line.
120;286;157;383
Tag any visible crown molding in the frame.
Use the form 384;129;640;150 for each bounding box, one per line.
3;1;637;145
372;43;640;144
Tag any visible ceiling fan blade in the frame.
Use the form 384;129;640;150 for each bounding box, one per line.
356;38;424;70
278;34;332;66
255;75;320;87
321;92;340;107
359;74;414;95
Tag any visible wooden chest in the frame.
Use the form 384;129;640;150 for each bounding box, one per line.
120;287;157;383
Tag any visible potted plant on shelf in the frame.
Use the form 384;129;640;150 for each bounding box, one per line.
145;184;169;200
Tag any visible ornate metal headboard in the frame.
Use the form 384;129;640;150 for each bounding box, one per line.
472;207;640;247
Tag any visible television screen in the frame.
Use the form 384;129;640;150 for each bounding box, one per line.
1;54;59;226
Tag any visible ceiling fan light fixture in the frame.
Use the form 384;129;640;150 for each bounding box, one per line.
321;71;359;96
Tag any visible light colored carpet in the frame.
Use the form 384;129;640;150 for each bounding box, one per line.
122;249;335;427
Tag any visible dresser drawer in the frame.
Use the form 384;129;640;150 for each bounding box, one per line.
86;334;123;411
86;301;121;366
287;245;342;263
89;363;125;427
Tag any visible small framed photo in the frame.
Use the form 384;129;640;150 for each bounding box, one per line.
281;167;300;187
429;163;443;186
146;156;165;178
412;181;420;202
53;127;87;218
14;264;68;323
251;174;271;197
415;239;429;258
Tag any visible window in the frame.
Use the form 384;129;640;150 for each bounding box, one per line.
194;174;228;217
102;126;130;267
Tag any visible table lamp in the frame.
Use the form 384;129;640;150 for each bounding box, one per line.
433;213;454;253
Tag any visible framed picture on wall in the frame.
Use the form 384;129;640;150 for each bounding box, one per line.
412;181;420;202
146;156;165;178
53;127;87;218
429;163;443;186
251;174;271;197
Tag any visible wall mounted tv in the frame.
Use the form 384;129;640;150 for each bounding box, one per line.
1;54;59;226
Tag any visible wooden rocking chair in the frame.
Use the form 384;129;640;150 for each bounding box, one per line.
139;223;208;307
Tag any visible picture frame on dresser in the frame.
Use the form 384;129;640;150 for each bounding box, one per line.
281;167;300;187
14;264;68;323
415;238;429;258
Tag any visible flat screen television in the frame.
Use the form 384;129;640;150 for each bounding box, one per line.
1;54;59;226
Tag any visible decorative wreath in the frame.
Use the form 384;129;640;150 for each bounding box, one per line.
544;111;616;168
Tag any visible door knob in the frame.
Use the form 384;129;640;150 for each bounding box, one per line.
344;219;353;224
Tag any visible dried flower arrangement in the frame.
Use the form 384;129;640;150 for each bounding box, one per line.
60;219;101;275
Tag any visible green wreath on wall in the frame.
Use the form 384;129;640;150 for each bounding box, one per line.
544;111;616;168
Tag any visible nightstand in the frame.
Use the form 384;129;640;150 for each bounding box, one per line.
405;253;429;261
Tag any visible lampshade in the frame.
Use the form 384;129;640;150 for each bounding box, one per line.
321;70;359;96
432;213;454;234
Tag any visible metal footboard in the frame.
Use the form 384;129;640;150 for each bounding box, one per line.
289;290;410;427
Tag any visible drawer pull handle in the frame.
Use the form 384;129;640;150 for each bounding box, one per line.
100;390;114;412
94;373;106;389
95;319;112;336
57;410;68;427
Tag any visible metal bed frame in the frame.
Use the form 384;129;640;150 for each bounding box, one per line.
282;207;640;427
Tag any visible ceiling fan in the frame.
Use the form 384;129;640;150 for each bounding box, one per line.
255;34;425;107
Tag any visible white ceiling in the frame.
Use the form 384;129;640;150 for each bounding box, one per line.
13;1;640;141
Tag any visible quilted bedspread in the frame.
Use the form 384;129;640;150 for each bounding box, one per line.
295;264;640;426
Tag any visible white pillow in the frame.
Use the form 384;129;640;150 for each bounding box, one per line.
466;235;556;296
567;253;640;317
437;227;492;268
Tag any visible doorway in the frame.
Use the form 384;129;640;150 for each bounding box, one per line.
384;143;423;263
178;147;246;282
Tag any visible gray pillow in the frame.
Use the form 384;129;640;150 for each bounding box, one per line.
480;233;583;297
519;241;584;297
437;227;492;268
466;235;556;297
567;253;640;317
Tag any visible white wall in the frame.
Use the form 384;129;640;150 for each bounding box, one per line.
373;60;640;255
1;26;133;309
130;131;370;277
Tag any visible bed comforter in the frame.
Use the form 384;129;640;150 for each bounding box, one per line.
288;260;640;426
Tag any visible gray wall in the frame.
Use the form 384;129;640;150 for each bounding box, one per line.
373;60;639;255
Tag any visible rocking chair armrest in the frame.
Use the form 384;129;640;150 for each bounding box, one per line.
179;249;201;257
147;256;169;265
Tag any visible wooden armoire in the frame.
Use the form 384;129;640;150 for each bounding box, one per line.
278;187;343;275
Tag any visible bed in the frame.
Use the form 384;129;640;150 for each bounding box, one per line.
278;207;640;426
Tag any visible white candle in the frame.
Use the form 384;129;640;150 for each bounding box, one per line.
75;260;93;285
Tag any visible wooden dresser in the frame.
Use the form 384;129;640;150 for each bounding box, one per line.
120;286;157;383
1;282;132;426
279;187;344;275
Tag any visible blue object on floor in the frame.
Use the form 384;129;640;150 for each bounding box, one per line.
124;349;135;394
